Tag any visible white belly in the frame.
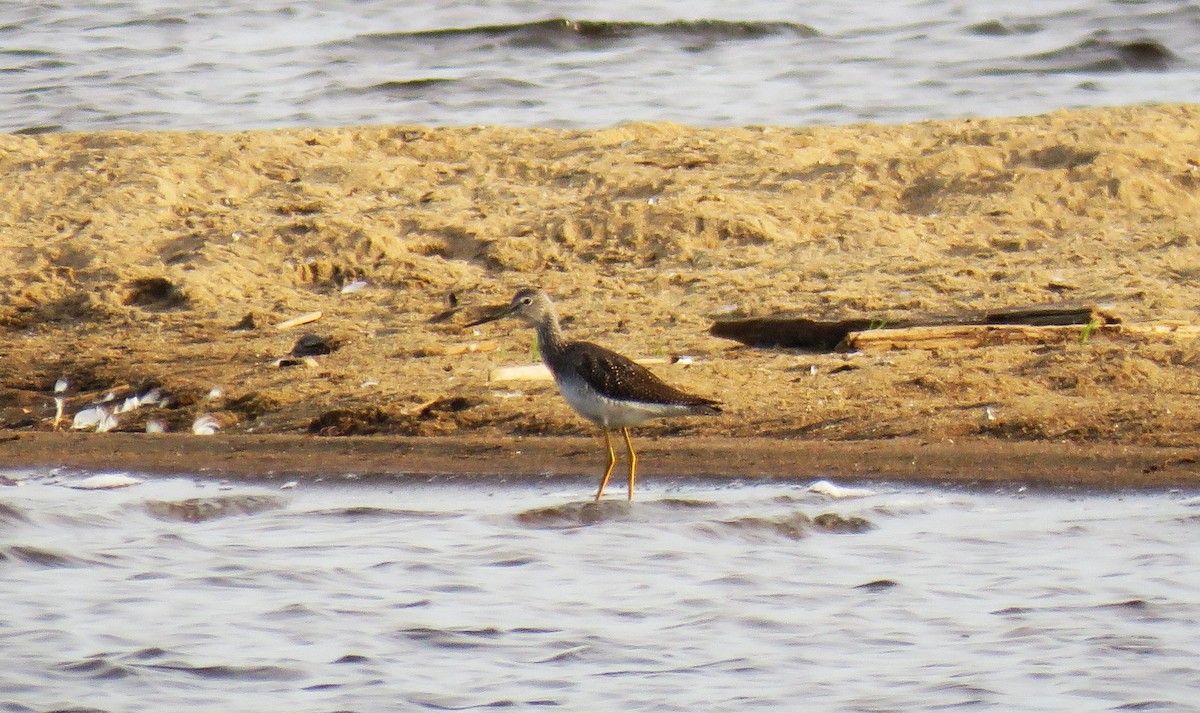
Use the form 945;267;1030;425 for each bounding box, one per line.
555;373;694;428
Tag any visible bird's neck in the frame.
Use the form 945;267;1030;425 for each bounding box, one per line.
534;314;566;365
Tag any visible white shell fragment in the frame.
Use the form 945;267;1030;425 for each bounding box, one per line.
271;356;319;368
807;480;877;499
273;310;323;330
69;473;143;490
95;409;120;433
192;414;221;435
116;387;164;414
340;280;368;294
72;406;109;430
145;418;168;434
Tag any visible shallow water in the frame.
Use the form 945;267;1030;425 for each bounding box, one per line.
2;0;1198;132
2;470;1199;711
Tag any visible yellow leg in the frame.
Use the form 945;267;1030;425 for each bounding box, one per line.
594;429;617;501
622;427;637;501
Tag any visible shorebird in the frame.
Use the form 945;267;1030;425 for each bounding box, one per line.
467;288;722;501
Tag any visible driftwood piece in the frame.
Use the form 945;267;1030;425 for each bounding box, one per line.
273;311;323;330
984;302;1120;326
842;322;1200;353
710;301;1119;351
843;324;1097;352
418;341;499;357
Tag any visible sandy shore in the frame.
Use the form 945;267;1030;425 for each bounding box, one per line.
2;104;1199;486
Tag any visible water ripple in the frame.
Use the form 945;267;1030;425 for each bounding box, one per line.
2;1;1197;131
0;544;95;568
143;494;285;522
141;661;304;681
354;18;819;48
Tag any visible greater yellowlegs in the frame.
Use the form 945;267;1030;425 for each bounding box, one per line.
467;288;722;501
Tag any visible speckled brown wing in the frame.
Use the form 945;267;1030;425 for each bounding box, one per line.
561;341;722;411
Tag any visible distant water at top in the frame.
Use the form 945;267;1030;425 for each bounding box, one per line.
1;0;1197;133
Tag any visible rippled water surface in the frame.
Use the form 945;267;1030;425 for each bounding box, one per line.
2;0;1198;132
2;470;1199;711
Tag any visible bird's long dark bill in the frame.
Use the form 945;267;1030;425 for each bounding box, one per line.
464;304;514;327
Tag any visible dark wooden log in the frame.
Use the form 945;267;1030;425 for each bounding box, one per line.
709;301;1118;351
709;317;879;351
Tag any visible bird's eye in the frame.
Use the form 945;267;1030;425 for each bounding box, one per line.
520;297;532;305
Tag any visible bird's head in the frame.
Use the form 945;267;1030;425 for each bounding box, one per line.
466;287;555;328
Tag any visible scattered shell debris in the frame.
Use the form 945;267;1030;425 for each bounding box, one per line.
115;388;164;414
63;383;168;433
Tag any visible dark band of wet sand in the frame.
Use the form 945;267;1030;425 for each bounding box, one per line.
2;433;1198;490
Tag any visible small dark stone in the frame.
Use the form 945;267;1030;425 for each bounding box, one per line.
231;312;258;330
417;397;477;419
291;333;336;357
124;277;187;310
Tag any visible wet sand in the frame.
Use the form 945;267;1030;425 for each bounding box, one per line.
2;104;1199;486
1;432;1198;490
